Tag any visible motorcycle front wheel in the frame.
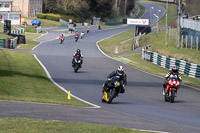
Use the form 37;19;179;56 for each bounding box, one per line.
108;90;117;103
170;90;175;103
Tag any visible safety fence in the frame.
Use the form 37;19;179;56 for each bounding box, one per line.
142;49;200;79
0;39;3;47
0;37;18;49
11;28;25;35
180;18;200;32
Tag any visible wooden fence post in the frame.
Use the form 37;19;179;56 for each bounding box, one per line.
181;35;183;49
197;36;199;51
186;35;188;49
191;36;193;49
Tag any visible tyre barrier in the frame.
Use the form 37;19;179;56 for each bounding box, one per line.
142;49;200;79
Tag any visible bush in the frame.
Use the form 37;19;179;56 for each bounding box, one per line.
37;13;84;23
37;13;61;21
37;14;46;19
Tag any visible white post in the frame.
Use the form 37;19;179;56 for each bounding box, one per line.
154;14;159;35
177;0;181;48
165;0;168;47
157;10;161;34
150;7;154;25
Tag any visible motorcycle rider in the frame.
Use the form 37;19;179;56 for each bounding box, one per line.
163;66;182;95
87;27;90;33
103;66;127;93
74;32;80;40
59;33;65;43
72;49;83;67
80;31;85;39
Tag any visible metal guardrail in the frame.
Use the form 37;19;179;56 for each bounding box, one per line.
10;37;18;48
0;37;18;49
0;39;3;47
142;49;200;79
11;28;25;35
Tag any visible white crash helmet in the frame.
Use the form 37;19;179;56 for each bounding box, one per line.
116;66;124;76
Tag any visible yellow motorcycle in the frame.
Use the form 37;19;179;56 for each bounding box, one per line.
102;76;122;103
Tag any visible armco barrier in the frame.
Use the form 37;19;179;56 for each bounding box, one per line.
11;28;25;35
10;37;18;48
142;49;200;79
0;39;3;47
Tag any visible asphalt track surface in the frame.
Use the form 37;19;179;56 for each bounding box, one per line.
1;2;200;133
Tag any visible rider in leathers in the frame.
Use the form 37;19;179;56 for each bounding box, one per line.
163;66;182;95
72;49;83;68
103;66;127;93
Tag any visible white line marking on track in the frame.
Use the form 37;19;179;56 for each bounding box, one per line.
33;54;101;109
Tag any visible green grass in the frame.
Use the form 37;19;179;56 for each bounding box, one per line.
97;30;200;89
0;118;149;133
23;17;61;27
17;33;41;50
139;30;200;64
135;4;146;19
98;30;134;54
0;33;14;39
0;49;89;106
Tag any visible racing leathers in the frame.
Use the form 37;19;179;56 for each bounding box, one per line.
103;71;127;93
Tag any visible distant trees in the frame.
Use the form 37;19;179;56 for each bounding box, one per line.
43;0;136;20
184;0;200;16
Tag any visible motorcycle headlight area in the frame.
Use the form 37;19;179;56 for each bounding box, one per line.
114;81;120;87
176;81;180;86
78;60;81;63
169;80;173;85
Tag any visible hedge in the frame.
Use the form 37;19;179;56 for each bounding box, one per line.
37;13;84;23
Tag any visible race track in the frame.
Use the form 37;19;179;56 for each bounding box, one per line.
1;2;200;133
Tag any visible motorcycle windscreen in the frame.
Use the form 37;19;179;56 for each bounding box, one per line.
74;56;81;62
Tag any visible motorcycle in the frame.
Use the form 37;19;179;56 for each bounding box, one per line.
163;75;180;103
102;76;122;103
59;37;64;44
72;55;82;73
75;36;79;42
87;28;90;33
80;32;85;39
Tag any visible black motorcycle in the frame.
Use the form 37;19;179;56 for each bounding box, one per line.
72;56;82;73
102;76;122;103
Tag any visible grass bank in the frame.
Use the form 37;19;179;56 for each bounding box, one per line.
135;4;146;19
0;30;89;106
0;118;148;133
0;49;89;106
17;33;41;50
98;30;134;54
97;30;200;88
23;17;61;27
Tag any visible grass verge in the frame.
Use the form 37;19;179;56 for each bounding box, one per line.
0;118;149;133
139;30;200;64
135;4;146;19
0;49;89;106
97;30;200;89
23;17;61;27
17;33;41;50
98;30;134;54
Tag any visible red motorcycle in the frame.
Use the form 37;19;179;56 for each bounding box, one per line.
59;36;64;44
164;76;180;103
